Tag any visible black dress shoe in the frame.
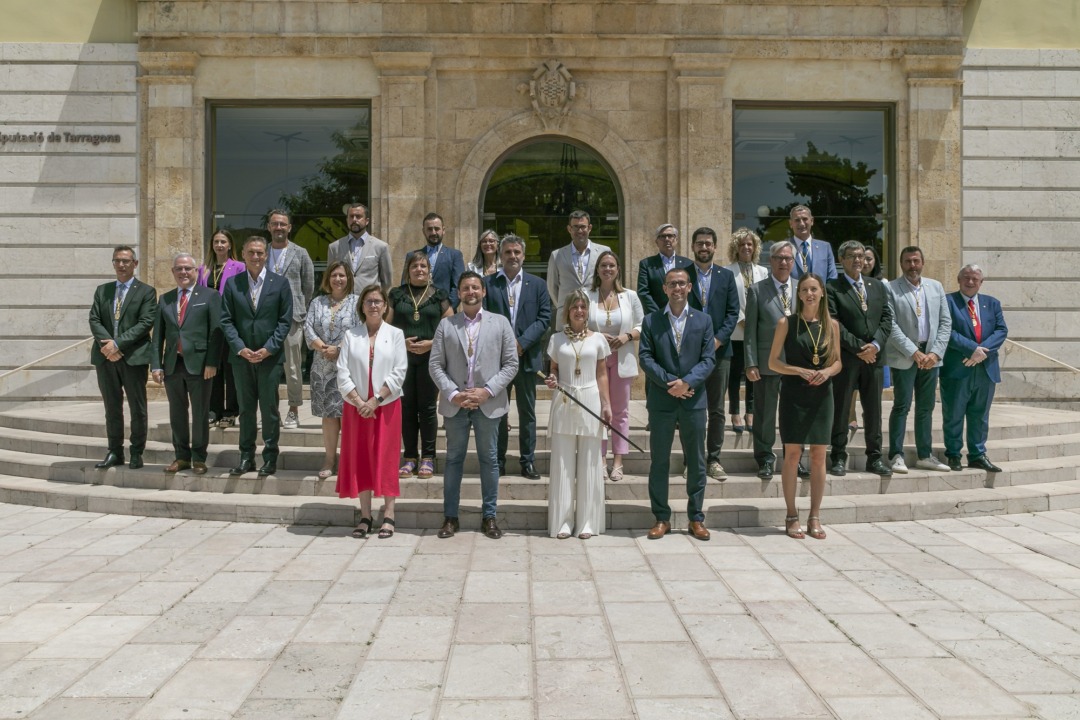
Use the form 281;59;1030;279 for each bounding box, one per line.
521;462;541;480
94;452;124;469
497;462;506;476
946;455;962;471
437;517;459;538
481;516;503;539
258;461;277;477
867;458;893;476
797;461;811;479
128;454;143;470
757;461;774;479
829;461;847;476
230;456;256;476
968;455;1003;473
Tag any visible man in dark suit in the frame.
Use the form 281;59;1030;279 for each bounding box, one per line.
827;240;894;477
151;253;223;475
637;223;694;315
88;245;157;469
402;212;466;309
220;236;294;477
787;204;837;282
687;227;740;480
484;234;552;479
639;267;716;541
940;264;1009;472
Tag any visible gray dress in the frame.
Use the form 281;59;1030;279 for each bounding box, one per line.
304;294;360;418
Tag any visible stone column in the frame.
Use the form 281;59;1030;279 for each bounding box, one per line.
672;52;734;249
371;51;433;262
903;54;963;283
137;51;198;289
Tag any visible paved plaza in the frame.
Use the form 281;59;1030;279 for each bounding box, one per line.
4;503;1080;718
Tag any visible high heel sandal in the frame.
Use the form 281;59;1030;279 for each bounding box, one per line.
352;517;373;539
378;518;395;539
806;516;826;540
785;515;805;539
745;414;753;432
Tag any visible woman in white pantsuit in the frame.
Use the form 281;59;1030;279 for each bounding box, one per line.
544;289;612;539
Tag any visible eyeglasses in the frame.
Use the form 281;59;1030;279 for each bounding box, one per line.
666;280;689;288
658;233;677;239
772;256;795;263
172;266;196;273
364;299;385;307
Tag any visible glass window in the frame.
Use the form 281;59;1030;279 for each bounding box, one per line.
209;104;371;266
481;140;621;279
732;105;894;271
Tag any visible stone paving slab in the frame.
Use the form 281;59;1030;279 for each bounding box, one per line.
6;503;1080;717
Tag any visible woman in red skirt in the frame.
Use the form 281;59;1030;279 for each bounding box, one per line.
336;284;408;539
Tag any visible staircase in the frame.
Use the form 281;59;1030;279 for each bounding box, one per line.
0;400;1078;530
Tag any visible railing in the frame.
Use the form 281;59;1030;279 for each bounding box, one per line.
0;337;94;383
1003;339;1080;375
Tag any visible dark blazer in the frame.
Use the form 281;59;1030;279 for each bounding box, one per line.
88;278;157;366
484;271;552;375
152;285;224;376
789;238;838;281
744;277;790;376
403;244;466;309
687;264;740;359
639;307;716;412
826;274;894;367
637;254;694;316
942;292;1008;383
220;270;293;365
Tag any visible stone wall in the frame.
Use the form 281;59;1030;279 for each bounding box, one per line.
0;43;138;402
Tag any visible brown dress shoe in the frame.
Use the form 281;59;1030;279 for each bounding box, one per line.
191;462;208;475
481;517;503;539
688;521;711;541
437;517;459;539
164;459;191;474
647;520;671;540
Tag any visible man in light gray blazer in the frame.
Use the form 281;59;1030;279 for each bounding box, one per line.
266;209;314;430
326;203;393;291
547;209;612;317
430;271;519;540
885;246;952;473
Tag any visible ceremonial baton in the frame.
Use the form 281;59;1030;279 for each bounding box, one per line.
536;371;645;453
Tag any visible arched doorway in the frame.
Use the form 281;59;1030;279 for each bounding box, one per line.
480;139;622;280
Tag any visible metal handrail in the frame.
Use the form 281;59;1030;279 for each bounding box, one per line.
1003;338;1080;375
0;337;94;382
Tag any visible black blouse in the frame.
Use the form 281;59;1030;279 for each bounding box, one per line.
389;284;451;341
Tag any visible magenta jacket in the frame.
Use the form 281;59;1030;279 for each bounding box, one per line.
197;259;245;295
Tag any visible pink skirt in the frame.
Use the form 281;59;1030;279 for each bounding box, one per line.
336;398;402;499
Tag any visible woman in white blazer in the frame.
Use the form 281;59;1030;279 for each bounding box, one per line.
725;228;770;433
336;284;408;539
587;250;645;481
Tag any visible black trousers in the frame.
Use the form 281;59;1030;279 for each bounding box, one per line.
831;356;884;464
498;370;538;467
401;352;439;460
727;340;754;415
209;354;238;419
647;403;708;523
95;361;148;457
164;365;213;462
232;358;284;462
704;357;731;463
750;374;781;464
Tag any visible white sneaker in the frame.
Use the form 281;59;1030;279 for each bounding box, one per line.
890;455;908;474
915;455;951;472
283;411;299;429
707;461;728;481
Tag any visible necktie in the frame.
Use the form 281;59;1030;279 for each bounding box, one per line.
177;289;189;354
968;298;982;342
779;283;790;314
855;281;867;310
114;283;126;322
801;241;810;269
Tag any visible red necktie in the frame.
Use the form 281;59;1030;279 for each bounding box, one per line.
177;289;189;355
967;298;981;343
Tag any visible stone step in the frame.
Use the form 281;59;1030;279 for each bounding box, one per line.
1;472;1079;531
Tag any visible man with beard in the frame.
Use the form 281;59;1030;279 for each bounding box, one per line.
430;271;519;539
687;227;739;480
266;209;314;430
547;210;612;317
327;203;392;290
638;223;694;316
403;212;466;309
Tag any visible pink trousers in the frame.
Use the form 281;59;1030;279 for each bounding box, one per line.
602;352;634;458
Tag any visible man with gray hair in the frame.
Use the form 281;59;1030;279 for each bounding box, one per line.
638;223;694;315
326;203;393;290
484;234;552;479
787;204;837;281
151;253;223;475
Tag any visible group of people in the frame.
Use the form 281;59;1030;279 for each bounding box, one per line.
89;203;1008;544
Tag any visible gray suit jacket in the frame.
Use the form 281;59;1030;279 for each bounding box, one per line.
885;276;952;369
268;241;314;322
327;232;393;290
546;241;612;311
429;310;519;419
743;276;790;376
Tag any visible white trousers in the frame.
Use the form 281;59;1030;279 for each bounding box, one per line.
548;433;605;537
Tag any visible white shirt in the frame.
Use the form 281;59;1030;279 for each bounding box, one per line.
498;269;523;326
904;277;931;343
570;241;593;284
247;267;268;309
664;303;689;353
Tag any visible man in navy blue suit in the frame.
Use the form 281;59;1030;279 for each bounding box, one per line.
403;212;466;309
787;205;837;282
637;223;694;315
639;267;716;541
940;264;1009;472
484;234;552;479
687;227;740;480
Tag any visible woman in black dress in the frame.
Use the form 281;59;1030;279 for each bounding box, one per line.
768;273;841;540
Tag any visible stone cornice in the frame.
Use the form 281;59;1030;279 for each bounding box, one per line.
137;51;198;76
370;51;434;74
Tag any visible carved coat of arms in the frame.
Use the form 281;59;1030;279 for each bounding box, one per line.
526;60;576;129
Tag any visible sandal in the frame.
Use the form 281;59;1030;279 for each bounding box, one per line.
807;516;827;540
417;458;434;479
352;517;373;539
318;466;335;480
578;532;592;540
609;466;624;482
556;532;571;540
399;460;418;478
785;515;805;540
378;518;395;539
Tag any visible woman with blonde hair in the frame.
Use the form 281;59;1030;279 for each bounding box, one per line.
724;227;769;433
